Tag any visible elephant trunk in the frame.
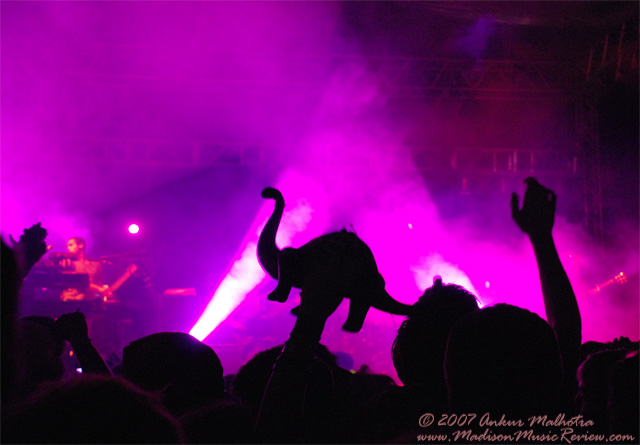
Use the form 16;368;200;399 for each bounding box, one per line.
343;288;412;333
257;187;285;280
371;290;413;316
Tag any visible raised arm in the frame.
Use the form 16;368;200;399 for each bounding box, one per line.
511;178;581;399
3;224;48;404
55;311;112;376
255;258;344;443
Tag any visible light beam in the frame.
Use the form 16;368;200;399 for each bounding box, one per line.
189;191;316;341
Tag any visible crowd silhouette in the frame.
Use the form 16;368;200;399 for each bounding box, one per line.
2;178;638;443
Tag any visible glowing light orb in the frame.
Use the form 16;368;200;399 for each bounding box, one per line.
128;224;140;234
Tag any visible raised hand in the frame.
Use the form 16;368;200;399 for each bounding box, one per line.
9;222;48;274
511;177;556;239
511;177;581;413
55;311;112;375
55;311;89;345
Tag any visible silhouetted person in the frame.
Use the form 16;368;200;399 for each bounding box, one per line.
235;342;375;442
607;350;639;438
444;303;563;417
122;332;226;418
13;315;66;403
60;236;108;301
2;224;48;405
392;278;479;395
576;348;633;434
180;399;257;444
2;374;183;444
362;278;479;441
254;253;364;443
233;346;288;419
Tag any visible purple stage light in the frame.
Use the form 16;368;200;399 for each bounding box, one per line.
128;224;140;234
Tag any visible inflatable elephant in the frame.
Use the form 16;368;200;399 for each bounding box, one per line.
257;187;412;332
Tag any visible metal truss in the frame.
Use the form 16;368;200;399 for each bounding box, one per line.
574;93;604;241
22;45;605;235
450;148;578;177
377;57;581;101
40;136;268;169
29;41;583;99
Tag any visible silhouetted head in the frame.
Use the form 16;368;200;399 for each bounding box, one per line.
607;350;639;436
122;332;225;417
444;303;562;416
14;316;66;401
2;374;182;444
392;278;479;394
233;342;339;442
180;399;256;444
20;316;65;358
232;345;284;413
576;348;632;432
233;343;337;415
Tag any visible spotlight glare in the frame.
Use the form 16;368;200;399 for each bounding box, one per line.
128;224;140;234
189;197;315;341
189;242;265;341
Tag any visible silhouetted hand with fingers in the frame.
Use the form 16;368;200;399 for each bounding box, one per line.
511;177;556;240
9;222;48;276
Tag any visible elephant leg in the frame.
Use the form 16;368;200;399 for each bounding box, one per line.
267;281;292;302
342;299;370;332
266;247;296;303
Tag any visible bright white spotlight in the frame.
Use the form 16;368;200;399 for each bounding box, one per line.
128;224;140;234
190;242;265;341
189;198;315;342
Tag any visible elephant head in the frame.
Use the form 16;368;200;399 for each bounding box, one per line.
257;187;412;332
